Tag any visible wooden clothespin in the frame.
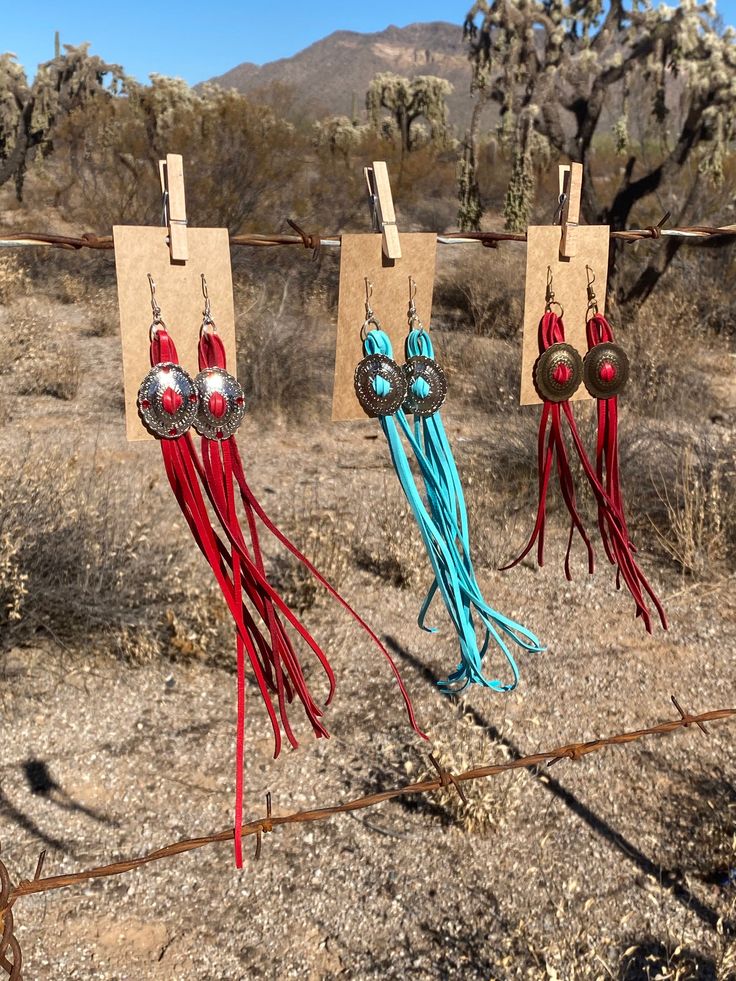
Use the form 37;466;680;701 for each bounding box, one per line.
364;160;402;260
558;161;583;260
158;153;188;263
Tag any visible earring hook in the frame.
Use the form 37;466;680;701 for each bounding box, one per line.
585;264;599;315
201;273;216;332
407;276;424;332
545;266;564;317
147;273;166;339
361;278;380;340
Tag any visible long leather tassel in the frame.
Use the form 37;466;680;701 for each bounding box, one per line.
584;313;668;631
503;311;595;578
194;330;426;739
363;327;543;694
148;329;289;866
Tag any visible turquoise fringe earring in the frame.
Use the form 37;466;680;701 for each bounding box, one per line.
354;278;544;694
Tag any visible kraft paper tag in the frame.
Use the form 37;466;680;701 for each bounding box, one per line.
520;225;610;405
332;233;437;422
114;226;236;442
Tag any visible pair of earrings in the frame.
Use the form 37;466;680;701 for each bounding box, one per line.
138;273;423;867
533;269;630;405
354;278;544;694
505;268;666;633
354;280;448;419
137;275;246;441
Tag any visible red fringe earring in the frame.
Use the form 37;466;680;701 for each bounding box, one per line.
138;275;423;868
582;269;667;631
504;268;667;633
503;274;594;580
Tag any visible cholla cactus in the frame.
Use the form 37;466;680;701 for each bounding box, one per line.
463;0;736;256
313;115;370;163
366;72;454;152
0;44;125;198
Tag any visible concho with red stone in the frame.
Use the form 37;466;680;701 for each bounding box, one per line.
193;366;246;440
137;362;199;438
533;342;583;403
583;342;629;399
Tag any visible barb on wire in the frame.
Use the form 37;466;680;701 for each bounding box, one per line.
0;224;734;253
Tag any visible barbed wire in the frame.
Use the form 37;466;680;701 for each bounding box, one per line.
0;222;734;254
0;695;736;920
0;697;733;977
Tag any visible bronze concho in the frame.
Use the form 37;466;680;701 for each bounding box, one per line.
583;342;629;399
193;366;246;440
402;355;448;416
137;362;199;438
533;343;583;403
354;353;408;417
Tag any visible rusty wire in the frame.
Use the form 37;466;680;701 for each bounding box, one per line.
0;223;734;253
0;698;733;977
0;700;731;903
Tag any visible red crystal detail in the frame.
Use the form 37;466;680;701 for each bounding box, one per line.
216;430;224;439
161;387;183;415
208;392;227;418
169;428;177;436
235;396;244;407
599;360;616;383
140;399;151;410
552;362;572;385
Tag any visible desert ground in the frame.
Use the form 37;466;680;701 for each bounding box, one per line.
0;235;734;979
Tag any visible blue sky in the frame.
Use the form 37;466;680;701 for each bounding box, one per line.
2;0;735;85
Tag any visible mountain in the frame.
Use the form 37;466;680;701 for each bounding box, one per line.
206;22;477;132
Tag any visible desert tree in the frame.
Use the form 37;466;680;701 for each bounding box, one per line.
462;0;736;302
0;44;124;199
366;73;454;153
50;76;300;233
313;115;371;165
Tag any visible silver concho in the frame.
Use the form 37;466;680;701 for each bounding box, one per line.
583;342;629;400
533;342;583;403
137;361;198;439
402;355;447;416
192;366;246;440
354;353;408;418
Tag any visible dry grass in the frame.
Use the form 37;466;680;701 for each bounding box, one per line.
235;280;334;420
0;252;29;304
0;447;227;662
435;248;525;339
353;477;429;588
0;301;80;401
412;708;523;835
268;492;353;613
652;443;736;577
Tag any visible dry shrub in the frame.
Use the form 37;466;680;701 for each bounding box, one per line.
0;306;79;401
436;332;522;413
622;303;715;421
80;287;120;338
234;263;335;420
435;248;525;339
653;443;736;577
0;447;225;662
0;253;28;304
411;709;523;834
622;431;736;578
268;495;352;614
353;478;427;588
